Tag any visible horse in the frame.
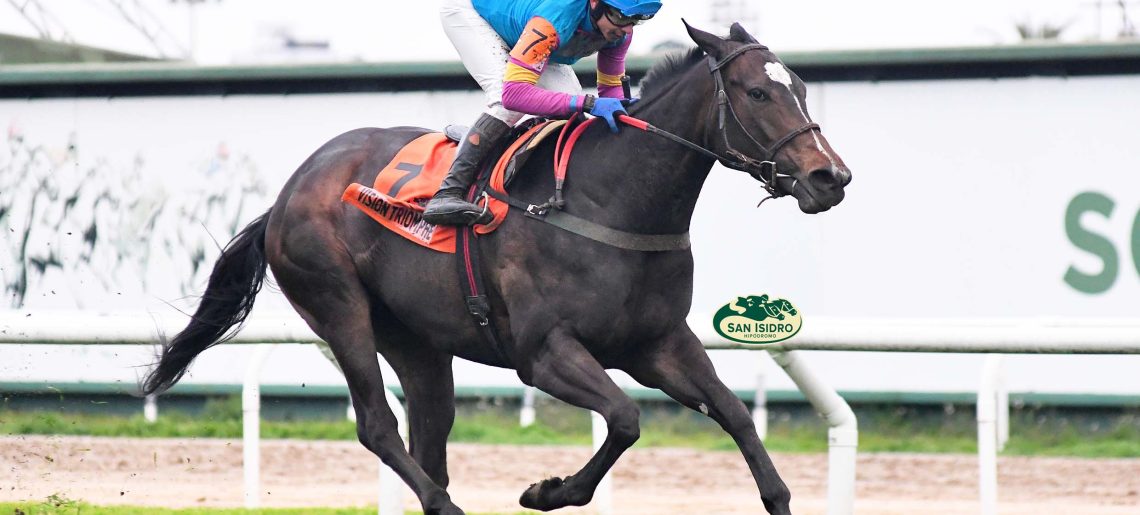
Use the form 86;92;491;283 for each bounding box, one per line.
767;298;798;319
142;22;850;515
733;295;786;322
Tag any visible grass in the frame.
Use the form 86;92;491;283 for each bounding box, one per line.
0;499;526;515
2;396;1139;458
1;499;369;514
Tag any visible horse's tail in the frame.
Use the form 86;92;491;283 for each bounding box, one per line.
141;209;272;395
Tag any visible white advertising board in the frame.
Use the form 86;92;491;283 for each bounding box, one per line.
2;74;1138;397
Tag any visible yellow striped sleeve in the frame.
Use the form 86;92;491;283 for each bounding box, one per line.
505;62;541;85
597;70;624;87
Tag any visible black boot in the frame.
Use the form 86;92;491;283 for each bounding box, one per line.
423;113;512;226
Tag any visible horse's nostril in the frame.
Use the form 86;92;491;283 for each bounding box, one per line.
808;168;839;189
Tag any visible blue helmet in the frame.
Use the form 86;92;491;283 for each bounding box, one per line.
601;0;662;19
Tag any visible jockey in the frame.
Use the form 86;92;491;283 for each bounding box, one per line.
425;0;663;226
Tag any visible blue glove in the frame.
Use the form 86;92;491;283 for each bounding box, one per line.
587;96;628;133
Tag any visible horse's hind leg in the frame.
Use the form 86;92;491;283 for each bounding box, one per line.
274;267;462;515
374;317;456;488
313;331;455;487
515;326;641;511
623;325;791;515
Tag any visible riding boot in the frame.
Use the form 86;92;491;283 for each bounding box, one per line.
423;113;512;226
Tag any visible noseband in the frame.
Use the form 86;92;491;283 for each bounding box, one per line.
707;44;820;200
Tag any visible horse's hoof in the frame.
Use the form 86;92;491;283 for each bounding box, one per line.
519;475;590;511
520;477;562;510
423;490;465;515
426;505;465;515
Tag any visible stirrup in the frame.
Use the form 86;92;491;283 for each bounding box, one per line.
465;192;494;226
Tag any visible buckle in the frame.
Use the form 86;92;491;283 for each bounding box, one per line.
525;204;549;218
465;295;491;326
759;160;778;180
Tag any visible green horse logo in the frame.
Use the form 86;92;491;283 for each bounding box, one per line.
712;294;802;344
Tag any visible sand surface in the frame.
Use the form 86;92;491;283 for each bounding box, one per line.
3;435;1139;514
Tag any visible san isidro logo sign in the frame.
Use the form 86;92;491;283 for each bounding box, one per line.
712;294;802;344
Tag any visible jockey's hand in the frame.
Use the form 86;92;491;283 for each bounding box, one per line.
621;97;639;107
586;96;628;133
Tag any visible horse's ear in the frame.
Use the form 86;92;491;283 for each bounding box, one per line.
683;19;729;59
729;22;759;44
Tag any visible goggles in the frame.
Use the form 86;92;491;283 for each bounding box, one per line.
603;6;654;27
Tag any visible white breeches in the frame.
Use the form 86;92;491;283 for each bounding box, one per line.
440;0;582;125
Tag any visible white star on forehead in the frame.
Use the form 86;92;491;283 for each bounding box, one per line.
764;62;793;87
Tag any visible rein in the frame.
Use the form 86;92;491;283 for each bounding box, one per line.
621;43;821;203
480;44;816;251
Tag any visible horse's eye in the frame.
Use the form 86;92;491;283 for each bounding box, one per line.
748;88;768;101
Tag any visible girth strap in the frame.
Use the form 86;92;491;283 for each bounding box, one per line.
485;189;690;252
456;175;513;367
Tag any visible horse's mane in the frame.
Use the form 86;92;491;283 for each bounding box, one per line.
637;47;706;101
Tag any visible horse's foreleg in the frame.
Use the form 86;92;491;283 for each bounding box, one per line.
515;326;640;511
624;325;792;515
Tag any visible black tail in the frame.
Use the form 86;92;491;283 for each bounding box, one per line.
142;209;271;395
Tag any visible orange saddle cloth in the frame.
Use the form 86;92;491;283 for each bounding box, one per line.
342;123;551;253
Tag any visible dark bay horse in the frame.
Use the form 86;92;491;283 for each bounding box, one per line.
142;22;850;515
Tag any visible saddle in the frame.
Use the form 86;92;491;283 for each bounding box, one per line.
342;119;567;253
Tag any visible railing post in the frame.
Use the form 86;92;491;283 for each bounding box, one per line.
752;353;768;440
520;386;537;427
768;349;856;515
978;354;1003;515
242;344;275;509
143;393;158;423
997;365;1009;452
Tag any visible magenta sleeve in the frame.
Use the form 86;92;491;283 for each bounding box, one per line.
597;84;623;99
596;34;632;99
502;81;581;117
597;34;632;76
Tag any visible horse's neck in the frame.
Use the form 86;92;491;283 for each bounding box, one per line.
568;68;716;234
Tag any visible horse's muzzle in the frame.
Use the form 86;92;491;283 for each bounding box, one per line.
788;166;849;213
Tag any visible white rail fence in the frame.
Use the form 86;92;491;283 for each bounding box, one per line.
3;312;1140;515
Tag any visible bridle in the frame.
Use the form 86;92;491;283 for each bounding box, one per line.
482;44;823;253
619;43;821;203
709;44;820;200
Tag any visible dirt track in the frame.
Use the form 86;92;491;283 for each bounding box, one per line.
3;435;1139;514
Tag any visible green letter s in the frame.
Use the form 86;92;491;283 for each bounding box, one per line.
1133;208;1140;278
1063;192;1117;294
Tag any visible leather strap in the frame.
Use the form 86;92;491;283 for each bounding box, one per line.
709;43;768;71
486;189;690;252
456;159;514;366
